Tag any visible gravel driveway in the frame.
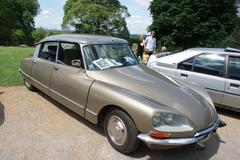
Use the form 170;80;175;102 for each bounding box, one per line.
0;86;240;160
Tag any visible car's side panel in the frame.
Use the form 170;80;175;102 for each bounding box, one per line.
221;79;240;109
85;81;155;133
19;58;33;79
31;58;54;95
50;64;94;117
206;89;224;105
20;45;41;82
149;62;177;77
175;70;225;104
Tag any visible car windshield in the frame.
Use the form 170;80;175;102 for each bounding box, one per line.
83;44;138;70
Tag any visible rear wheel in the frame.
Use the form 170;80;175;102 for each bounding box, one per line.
104;109;140;154
24;78;37;91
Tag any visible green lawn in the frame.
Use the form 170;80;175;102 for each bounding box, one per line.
0;46;34;86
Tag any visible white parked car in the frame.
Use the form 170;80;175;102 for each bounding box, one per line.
148;48;240;112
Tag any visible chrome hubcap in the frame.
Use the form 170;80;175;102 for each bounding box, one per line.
107;115;127;146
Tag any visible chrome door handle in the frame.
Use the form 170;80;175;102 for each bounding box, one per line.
180;73;188;78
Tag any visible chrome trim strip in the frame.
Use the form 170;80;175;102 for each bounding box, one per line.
137;119;220;146
194;119;220;137
31;77;49;90
80;44;88;70
86;108;98;116
137;134;204;146
19;68;30;78
50;89;85;109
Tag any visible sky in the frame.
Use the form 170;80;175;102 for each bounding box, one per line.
35;0;153;34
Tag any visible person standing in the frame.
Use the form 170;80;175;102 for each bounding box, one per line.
136;35;144;61
144;31;156;56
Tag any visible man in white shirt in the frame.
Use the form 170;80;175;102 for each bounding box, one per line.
144;31;156;56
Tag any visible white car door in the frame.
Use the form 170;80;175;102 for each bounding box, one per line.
221;56;240;109
176;53;226;104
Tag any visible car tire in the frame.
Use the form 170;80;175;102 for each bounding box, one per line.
24;78;37;91
104;109;140;154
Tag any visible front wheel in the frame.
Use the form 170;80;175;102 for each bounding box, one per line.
104;109;140;154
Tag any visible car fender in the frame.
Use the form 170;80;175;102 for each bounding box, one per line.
84;80;173;133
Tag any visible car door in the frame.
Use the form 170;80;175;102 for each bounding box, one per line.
31;42;58;95
50;42;94;117
176;53;226;104
221;56;240;109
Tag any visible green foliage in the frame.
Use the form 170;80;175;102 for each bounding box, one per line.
0;46;34;86
0;0;39;43
62;0;130;39
149;0;239;49
32;28;64;43
31;28;49;43
128;35;140;46
221;23;240;48
11;29;26;45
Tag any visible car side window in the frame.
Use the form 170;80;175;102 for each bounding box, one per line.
193;54;225;77
228;56;240;80
38;42;58;62
58;42;84;68
178;57;195;71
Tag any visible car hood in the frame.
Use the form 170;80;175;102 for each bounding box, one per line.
86;64;218;130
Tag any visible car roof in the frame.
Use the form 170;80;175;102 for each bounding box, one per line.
156;48;240;65
38;34;128;44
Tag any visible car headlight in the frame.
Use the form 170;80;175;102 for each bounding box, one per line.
152;113;194;132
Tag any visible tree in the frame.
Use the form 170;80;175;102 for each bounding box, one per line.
32;28;65;43
221;19;240;48
149;0;239;49
62;0;130;39
0;0;39;43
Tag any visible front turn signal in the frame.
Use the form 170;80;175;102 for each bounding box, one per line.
149;131;171;139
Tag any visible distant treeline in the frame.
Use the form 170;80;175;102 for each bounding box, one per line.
0;27;141;47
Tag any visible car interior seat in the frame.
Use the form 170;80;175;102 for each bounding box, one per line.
47;45;57;62
63;49;82;67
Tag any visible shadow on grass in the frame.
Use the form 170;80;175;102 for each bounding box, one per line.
36;90;221;159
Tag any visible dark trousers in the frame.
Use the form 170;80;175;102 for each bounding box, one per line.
148;51;153;56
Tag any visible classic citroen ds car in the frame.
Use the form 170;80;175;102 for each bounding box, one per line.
19;34;225;154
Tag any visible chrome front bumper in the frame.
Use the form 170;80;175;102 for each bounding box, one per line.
137;119;221;149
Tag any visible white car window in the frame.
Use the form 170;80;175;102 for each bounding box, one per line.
193;54;225;77
178;57;195;71
228;56;240;80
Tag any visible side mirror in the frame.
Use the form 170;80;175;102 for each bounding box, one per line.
71;59;81;68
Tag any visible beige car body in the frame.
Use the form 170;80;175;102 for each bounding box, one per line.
20;34;221;151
